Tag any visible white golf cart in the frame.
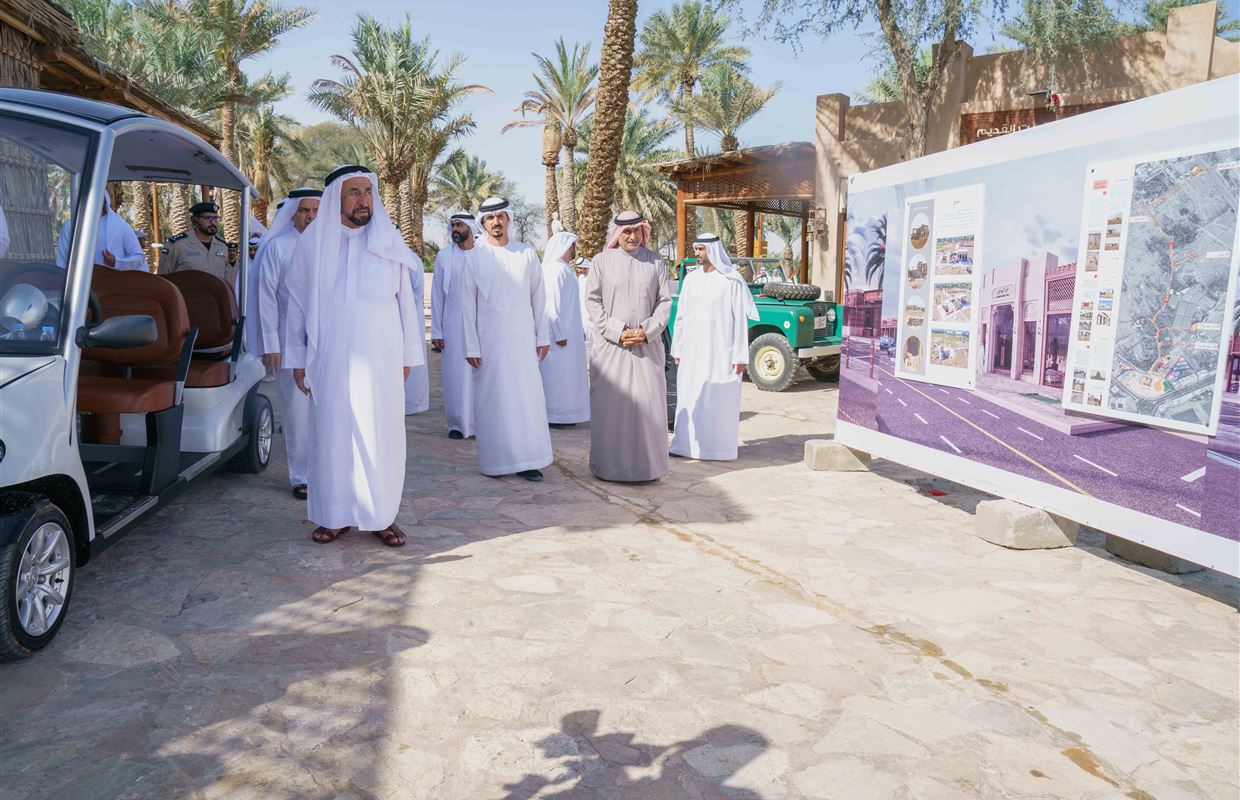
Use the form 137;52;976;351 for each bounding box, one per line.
0;89;272;659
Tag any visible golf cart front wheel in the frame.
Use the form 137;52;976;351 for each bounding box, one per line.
748;333;798;392
229;391;273;474
0;501;76;660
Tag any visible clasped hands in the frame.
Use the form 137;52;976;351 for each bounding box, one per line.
619;327;647;349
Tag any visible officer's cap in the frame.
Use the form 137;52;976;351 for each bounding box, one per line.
190;201;219;216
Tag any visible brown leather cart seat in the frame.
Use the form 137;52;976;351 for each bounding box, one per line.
133;270;238;388
77;270;189;422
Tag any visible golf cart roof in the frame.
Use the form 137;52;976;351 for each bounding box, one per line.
0;88;253;193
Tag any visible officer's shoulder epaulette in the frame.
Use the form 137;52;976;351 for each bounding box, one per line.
169;232;188;242
214;234;228;243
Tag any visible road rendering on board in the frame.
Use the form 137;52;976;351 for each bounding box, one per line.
841;339;1239;537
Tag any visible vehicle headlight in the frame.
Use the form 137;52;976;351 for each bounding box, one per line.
826;307;837;323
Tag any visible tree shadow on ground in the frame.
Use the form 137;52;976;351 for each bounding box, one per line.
495;711;768;800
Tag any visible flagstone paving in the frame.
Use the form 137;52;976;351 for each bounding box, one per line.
1;364;1236;800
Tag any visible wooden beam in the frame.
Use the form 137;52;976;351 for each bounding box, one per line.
676;185;688;262
744;208;755;257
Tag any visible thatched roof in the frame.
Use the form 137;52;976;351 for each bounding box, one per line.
652;142;815;176
0;0;220;146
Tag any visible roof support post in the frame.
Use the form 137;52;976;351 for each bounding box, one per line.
744;207;755;258
676;185;688;262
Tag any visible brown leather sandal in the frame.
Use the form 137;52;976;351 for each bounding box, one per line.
312;526;350;544
372;524;406;548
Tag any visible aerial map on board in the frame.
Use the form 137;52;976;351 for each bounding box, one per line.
1108;147;1240;428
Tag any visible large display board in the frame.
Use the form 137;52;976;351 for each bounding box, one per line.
837;77;1240;576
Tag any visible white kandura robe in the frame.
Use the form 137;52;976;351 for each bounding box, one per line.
430;244;477;436
56;206;146;271
577;272;594;362
669;268;750;461
540;258;590;423
462;239;553;475
283;225;423;530
256;230;310;487
403;257;430;415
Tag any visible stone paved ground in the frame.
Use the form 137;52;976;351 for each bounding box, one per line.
1;363;1237;800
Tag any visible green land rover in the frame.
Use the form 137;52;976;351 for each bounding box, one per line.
665;257;842;393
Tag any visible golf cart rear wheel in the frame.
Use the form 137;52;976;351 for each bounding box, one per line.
228;392;273;474
748;333;798;392
0;502;75;660
806;355;841;382
761;282;821;301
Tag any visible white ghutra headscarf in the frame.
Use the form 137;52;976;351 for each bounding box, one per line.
285;166;421;388
694;232;759;320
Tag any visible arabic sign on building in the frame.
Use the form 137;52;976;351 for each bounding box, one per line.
960;104;1113;144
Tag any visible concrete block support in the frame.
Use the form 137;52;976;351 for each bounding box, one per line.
1104;535;1204;574
975;499;1079;549
804;439;870;471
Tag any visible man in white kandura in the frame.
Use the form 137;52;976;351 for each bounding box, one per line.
56;191;147;271
254;187;321;500
283;165;425;547
430;212;480;439
574;254;593;360
669;233;758;461
539;231;590;427
462;197;553;482
402;250;430;416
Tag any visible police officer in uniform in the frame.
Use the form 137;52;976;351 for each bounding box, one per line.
158;201;239;284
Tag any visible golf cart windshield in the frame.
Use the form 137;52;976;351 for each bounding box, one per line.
0;114;95;355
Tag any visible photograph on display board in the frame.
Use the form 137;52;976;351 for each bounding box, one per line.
893;185;984;388
838;80;1240;572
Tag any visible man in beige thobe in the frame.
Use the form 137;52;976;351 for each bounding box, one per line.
585;211;672;482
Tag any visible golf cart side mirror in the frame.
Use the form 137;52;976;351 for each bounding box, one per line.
76;315;158;349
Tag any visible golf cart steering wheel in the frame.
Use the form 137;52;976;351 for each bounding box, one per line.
2;262;102;323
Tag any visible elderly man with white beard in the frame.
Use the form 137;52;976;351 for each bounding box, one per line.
461;197;553;482
431;212;481;439
283;165;425;547
254;187;321;499
669;233;758;461
539;231;590;427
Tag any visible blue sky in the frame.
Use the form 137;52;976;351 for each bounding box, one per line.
249;0;1004;203
251;0;1238;211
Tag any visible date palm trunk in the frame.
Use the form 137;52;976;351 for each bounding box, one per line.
399;177;416;250
544;162;559;237
411;185;429;262
558;128;578;232
578;0;638;256
220;101;241;244
131;181;155;269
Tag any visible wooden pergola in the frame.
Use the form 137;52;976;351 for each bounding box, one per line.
653;142;815;283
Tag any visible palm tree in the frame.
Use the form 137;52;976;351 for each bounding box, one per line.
856;50;932;104
680;63;779;253
152;0;313;240
503;38;597;233
633;1;749;160
238;105;307;224
310;15;436;227
403;55;489;257
765;214;803;264
431;152;503;214
574;110;681;246
579;0;639;256
865;215;887;289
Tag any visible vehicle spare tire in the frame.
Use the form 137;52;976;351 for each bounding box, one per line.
761;282;821;301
